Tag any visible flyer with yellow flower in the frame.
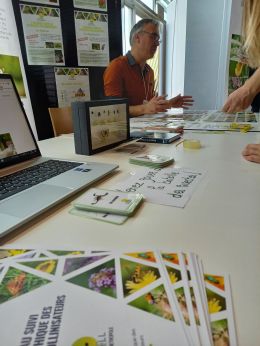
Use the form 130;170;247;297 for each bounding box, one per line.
0;248;192;346
187;253;237;346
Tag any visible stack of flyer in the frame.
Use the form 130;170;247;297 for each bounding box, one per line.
129;154;174;168
0;247;237;345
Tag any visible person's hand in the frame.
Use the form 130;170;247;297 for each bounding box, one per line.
143;96;171;114
242;144;260;163
222;85;254;113
168;94;194;109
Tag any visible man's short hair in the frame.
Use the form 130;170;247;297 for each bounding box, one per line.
129;18;159;46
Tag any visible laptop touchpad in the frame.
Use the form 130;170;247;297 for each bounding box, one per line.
0;184;71;218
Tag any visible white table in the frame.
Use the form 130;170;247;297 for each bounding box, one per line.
3;131;260;345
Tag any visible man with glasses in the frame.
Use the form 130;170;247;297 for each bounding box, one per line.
104;18;193;116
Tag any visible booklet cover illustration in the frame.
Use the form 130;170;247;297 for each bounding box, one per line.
0;248;190;346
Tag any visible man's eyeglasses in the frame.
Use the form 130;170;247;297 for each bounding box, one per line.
140;30;161;43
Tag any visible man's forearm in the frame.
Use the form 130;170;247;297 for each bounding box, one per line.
129;104;146;117
129;98;170;117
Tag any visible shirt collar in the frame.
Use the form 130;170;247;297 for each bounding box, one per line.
126;51;150;74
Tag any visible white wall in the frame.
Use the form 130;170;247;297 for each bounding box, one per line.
166;0;233;110
166;0;187;98
229;0;243;35
0;1;37;139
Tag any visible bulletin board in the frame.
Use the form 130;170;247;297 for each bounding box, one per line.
11;0;123;140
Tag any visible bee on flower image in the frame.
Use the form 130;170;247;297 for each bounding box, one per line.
129;284;174;321
120;259;160;297
125;264;157;294
211;319;230;346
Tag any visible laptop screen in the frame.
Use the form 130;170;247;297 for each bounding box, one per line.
0;74;40;169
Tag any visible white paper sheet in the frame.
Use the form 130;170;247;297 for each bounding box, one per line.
113;167;205;208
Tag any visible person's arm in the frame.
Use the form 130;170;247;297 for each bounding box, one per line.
129;96;171;117
223;67;260;113
130;94;194;117
168;94;194;109
242;143;260;163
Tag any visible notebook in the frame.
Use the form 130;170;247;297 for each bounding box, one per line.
0;74;118;238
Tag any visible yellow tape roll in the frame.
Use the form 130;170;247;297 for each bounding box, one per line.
183;139;201;149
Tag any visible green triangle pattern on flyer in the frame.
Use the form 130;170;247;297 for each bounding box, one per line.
66;259;117;299
62;255;108;275
18;259;58;275
128;284;175;321
120;258;161;297
0;266;51;304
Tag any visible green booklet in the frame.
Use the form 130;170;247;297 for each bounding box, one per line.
129;154;174;168
72;188;144;216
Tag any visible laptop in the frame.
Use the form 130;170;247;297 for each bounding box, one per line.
0;74;118;238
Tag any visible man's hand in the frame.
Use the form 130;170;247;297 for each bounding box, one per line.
242;144;260;163
168;94;194;109
129;94;193;117
143;96;171;114
222;85;254;113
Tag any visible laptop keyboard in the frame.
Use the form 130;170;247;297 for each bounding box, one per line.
0;160;82;201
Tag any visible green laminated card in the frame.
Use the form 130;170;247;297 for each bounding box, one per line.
73;188;144;215
69;207;128;225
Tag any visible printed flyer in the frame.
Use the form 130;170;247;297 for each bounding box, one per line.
20;4;65;65
130;110;259;133
0;248;190;346
73;0;107;12
54;67;90;107
74;10;109;66
204;273;237;346
159;252;202;346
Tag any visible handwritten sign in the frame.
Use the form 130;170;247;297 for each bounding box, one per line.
113;167;205;208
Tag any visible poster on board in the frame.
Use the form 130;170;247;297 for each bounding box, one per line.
74;11;109;66
73;0;107;12
0;54;25;97
54;67;90;107
20;4;65;66
228;34;249;95
0;0;37;138
0;5;25;97
20;0;60;5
